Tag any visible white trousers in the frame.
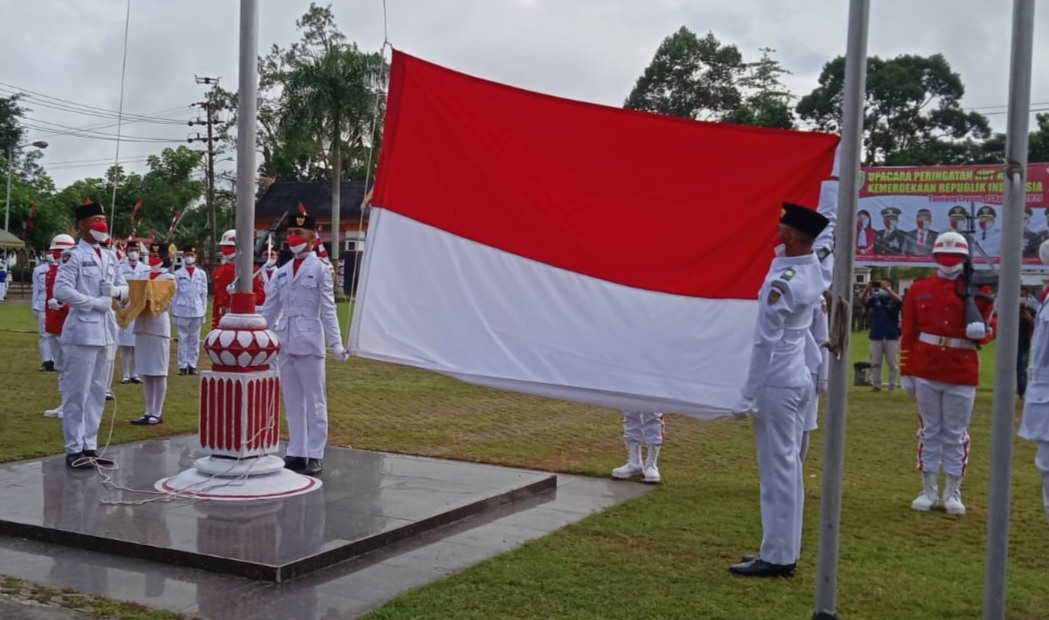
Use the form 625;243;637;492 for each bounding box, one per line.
914;377;976;477
1036;443;1049;523
173;316;203;369
622;410;664;445
61;344;111;454
754;383;809;566
279;353;329;459
870;339;900;389
36;311;52;362
120;346;137;379
0;281;7;301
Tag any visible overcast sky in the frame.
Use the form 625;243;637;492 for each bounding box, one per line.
3;0;1047;189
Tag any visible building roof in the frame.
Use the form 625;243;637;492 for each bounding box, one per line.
255;180;373;224
0;228;25;249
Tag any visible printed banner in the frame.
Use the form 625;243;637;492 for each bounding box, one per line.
856;163;1049;266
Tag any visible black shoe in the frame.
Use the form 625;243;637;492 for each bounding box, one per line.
130;414;161;426
82;450;115;466
120;377;131;384
65;452;91;469
283;456;307;472
105;391;115;401
303;458;323;476
131;376;143;384
188;366;198;375
179;368;188;376
740;554;758;563
40;361;54;372
729;558;796;578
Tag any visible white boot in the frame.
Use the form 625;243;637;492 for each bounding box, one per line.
642;444;661;484
943;474;967;516
911;471;939;511
611;440;643;480
44;407;63;419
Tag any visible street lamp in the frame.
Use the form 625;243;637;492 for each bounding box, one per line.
4;140;49;232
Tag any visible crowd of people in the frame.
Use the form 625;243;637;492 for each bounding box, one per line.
31;202;346;476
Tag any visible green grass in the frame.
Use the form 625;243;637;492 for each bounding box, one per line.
1;302;1048;619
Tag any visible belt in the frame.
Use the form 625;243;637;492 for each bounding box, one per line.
918;332;976;350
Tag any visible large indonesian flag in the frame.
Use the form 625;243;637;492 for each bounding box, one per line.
350;51;838;419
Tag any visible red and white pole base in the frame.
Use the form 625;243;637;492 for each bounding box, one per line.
156;293;321;500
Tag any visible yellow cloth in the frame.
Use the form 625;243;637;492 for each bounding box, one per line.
114;280;177;330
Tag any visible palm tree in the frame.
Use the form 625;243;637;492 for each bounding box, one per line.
277;44;385;266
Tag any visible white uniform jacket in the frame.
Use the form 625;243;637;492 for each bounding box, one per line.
32;262;50;313
120;260;150;282
134;272;175;338
171;266;208;318
259;252;342;358
54;239;129;347
741;253;824;401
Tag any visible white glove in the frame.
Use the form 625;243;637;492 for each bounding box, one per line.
100;281;121;298
901;376;916;396
965;321;987;340
226;283;235;294
47;298;62;311
333;345;350;363
816;379;828;395
831;144;842;178
730;397;758;419
93;296;114;312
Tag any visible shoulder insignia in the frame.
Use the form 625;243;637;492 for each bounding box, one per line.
817;246;832;261
767;289;782;305
781;268;796;281
61;253;72;264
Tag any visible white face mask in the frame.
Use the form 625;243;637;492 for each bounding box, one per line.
46;253;57;264
184;256;196;266
937;263;964;278
265;258;277;268
773;243;786;257
290;243;308;256
128;251;139;262
90;229;110;243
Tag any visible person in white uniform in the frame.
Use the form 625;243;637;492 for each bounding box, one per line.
259;208;348;477
32;256;55;371
43;234;77;419
611;410;664;483
117;243;150;383
260;249;280;294
131;247;175;425
1019;239;1049;524
729;202;830;578
0;261;8;302
54;201;128;469
171;244;208;375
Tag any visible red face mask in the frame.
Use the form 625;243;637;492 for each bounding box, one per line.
288;233;308;252
934;254;965;268
89;221;109;234
149;256;163;267
220;246;236;257
51;250;63;260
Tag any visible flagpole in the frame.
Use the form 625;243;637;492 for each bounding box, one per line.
813;1;869;618
234;0;258;294
984;2;1035;618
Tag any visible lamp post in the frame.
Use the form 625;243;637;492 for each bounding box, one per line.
4;140;49;232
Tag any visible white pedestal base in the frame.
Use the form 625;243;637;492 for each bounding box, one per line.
155;467;321;501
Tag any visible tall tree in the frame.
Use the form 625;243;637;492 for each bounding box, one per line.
624;27;744;121
722;47;795;129
796;53;992;165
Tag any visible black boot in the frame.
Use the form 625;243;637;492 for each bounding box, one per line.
729;558;795;578
303;458;323;476
283;456;307;472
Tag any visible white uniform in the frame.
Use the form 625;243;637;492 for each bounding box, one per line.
1020;294;1049;522
259;252;344;460
117;260;150;346
260;265;278;296
799;178;838;438
32;262;53;365
171;265;208;371
135;271;175;420
621;410;664;445
740;252;824;567
54;239;128;455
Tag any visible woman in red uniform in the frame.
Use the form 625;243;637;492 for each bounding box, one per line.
900;231;993;516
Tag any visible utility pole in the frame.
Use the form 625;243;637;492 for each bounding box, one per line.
189;75;221;271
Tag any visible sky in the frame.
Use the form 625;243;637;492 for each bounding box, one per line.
2;0;1047;189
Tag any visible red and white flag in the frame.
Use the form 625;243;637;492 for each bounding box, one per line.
130;198;143;219
350;51;838;418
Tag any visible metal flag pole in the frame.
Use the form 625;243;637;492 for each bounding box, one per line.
813;1;869;618
234;0;258;294
984;1;1035;618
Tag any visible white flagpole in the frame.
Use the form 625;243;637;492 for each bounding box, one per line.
984;2;1035;618
813;1;869;618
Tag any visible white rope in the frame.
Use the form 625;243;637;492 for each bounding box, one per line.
107;0;133;223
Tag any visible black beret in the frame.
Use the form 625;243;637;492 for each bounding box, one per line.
780;202;829;239
286;211;317;230
75;202;104;221
181;245;196;254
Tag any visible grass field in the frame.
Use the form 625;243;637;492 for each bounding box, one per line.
1;300;1048;619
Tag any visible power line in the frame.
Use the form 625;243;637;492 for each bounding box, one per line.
0;81;187;124
23;116;186;142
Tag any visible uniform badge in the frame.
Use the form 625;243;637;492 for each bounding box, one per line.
61;253;72;264
767;287;783;305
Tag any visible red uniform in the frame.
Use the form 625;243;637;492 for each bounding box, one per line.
211;262;267;329
44;264;69;335
900;276;993;386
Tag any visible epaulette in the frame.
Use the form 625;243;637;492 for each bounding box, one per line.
817;246;833;261
780;267;796;281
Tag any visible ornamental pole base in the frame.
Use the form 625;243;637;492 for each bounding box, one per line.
157;294;322;501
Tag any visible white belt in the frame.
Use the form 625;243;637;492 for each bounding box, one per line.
918;332;976;350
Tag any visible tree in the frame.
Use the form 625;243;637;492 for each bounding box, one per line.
1029;113;1049;163
796;53;992;165
0;95;26;157
722;47;795;129
624;27;744;121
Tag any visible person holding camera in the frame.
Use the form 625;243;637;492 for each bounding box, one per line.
860;279;902;391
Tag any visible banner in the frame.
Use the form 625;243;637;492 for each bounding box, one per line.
856;163;1049;266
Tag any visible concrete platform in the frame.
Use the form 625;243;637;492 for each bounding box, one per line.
0;436;651;620
0;436;555;582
